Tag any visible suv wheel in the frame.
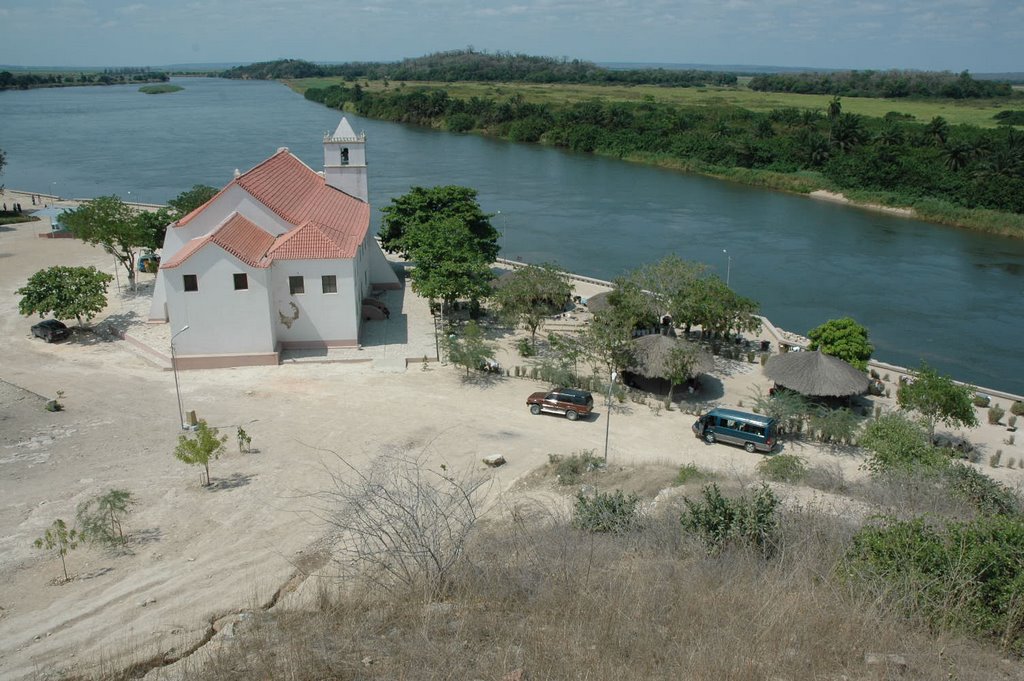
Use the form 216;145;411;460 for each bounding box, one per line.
704;431;716;444
744;442;756;453
565;409;579;421
530;404;541;415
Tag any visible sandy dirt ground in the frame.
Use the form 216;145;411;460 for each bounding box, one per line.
1;189;1021;680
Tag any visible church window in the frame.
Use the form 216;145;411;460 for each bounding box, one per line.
341;148;349;166
233;273;248;290
183;274;198;292
322;275;338;293
289;276;305;295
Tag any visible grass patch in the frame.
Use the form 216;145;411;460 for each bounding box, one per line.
756;454;809;483
675;462;717;485
0;215;40;225
548;449;604;485
286;77;1024;128
139;84;183;94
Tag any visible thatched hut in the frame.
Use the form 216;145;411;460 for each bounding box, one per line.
624;334;714;399
763;350;869;398
584;290;612;313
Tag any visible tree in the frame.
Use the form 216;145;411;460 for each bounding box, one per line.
925;116;949;146
688;276;760;340
174;420;227;486
379;185;498;261
897;362;979;439
826;95;842;122
663;343;702;403
446;320;494;376
807;316;873;370
629;254;706;331
133;206;177;251
492;263;572;348
33;519;79;582
582;309;636;377
62;196;148;288
76;489;137;547
407;217;494;323
167;184;217;216
17;265;114;326
860;413;948;475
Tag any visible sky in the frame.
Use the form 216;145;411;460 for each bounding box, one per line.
0;0;1022;72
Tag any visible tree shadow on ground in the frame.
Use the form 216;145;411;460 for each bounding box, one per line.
205;472;255;491
459;370;505;390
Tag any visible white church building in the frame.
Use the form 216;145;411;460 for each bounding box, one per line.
148;118;401;369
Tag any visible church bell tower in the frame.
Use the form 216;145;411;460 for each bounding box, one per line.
323;117;368;202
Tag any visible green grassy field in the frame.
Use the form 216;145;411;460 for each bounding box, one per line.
287;78;1024;128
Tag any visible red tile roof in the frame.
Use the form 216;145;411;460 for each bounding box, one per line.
163;213;276;269
174;149;369;261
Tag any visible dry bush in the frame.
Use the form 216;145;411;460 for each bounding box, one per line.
318;449;490;601
191;502;1014;681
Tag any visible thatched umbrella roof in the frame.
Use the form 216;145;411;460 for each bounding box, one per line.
627;334;714;380
584;290;612;313
764;350;870;397
490;270;516;291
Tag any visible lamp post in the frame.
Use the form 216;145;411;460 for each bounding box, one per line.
723;249;732;287
604;370;617;462
170;325;190;429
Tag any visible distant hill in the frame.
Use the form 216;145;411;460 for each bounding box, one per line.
218;51;739;87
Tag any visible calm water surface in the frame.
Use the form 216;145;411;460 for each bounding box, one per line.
2;78;1022;393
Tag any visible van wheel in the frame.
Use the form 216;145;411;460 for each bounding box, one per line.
744;442;756;453
530;404;541;415
566;409;579;421
704;431;716;444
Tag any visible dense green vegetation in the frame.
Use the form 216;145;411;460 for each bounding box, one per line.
749;70;1013;99
0;68;169;91
304;82;1024;230
221;50;738;87
138;84;183;94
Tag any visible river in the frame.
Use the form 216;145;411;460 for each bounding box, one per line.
2;77;1022;394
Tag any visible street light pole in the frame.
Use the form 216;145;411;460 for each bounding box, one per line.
604;370;617;462
723;249;732;287
170;325;190;429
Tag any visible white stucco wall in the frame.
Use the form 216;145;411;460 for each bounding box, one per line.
364;235;401;288
149;185;291;321
270;259;358;346
165;248;275;356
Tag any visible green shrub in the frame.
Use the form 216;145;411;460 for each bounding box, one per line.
860;413;950;476
572;489;642;533
675;463;716;485
973;394;991;408
517;338;535;357
846;515;1024;652
942;464;1020;517
988;404;1005;425
1011;401;1024;417
681;483;780;558
549;450;604;485
756;454;808;483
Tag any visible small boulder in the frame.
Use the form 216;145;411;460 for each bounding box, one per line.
482;454;506;467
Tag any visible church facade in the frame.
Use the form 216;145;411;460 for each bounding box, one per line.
148;118;400;369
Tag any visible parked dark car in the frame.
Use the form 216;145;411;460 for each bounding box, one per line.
31;319;70;343
527;388;594;421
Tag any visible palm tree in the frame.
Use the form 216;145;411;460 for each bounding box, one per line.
874;125;904;148
942;141;973;171
827;95;842;122
925;116;949;146
830;114;865;152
